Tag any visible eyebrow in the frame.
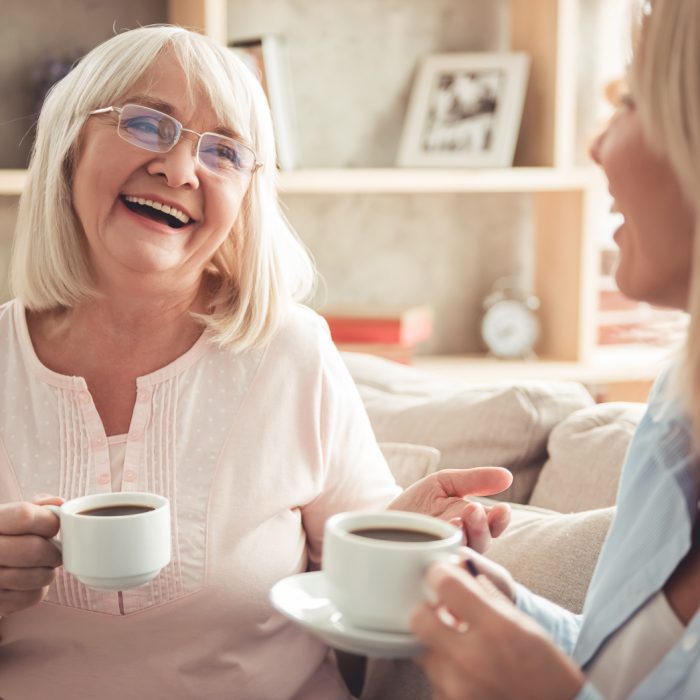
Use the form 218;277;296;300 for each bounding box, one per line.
123;94;243;140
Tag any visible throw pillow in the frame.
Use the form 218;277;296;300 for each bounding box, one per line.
529;402;645;513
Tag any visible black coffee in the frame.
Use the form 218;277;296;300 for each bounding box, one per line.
78;505;155;517
350;527;441;543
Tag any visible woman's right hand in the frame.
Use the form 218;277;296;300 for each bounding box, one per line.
0;497;63;615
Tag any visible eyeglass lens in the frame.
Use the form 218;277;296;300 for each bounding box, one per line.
117;104;256;176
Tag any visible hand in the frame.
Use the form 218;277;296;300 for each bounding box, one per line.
387;468;513;553
0;497;63;615
458;547;517;603
411;562;585;700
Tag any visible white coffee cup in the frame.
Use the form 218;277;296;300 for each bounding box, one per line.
322;510;463;633
46;492;171;591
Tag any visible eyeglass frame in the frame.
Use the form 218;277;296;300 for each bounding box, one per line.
88;104;263;178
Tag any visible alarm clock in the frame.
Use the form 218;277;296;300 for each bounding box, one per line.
480;281;540;359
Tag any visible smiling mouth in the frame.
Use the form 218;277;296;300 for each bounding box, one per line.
119;194;192;230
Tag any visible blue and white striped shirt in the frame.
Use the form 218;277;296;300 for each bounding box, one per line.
516;365;700;699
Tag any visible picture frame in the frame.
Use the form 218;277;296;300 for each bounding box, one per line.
397;52;530;168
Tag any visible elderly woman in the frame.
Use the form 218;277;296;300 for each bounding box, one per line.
412;1;700;698
0;25;511;699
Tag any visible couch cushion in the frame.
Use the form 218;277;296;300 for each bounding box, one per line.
378;442;441;489
484;500;615;613
342;352;595;504
529;402;645;513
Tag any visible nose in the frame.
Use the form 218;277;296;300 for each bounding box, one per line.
588;127;605;166
146;134;200;189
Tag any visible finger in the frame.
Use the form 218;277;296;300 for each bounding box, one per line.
32;495;64;507
0;565;57;591
0;534;63;568
435;467;513;499
0;502;61;538
412;601;467;650
486;502;511;538
461;502;490;553
425;561;511;628
0;586;49;615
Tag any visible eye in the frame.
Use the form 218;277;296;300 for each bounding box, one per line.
123;116;161;135
203;142;243;169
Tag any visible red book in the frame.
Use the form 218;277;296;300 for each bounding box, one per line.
320;304;434;346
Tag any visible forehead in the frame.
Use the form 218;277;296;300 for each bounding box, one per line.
121;55;237;137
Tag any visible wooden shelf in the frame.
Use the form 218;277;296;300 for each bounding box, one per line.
278;167;596;194
0;170;26;196
413;344;672;401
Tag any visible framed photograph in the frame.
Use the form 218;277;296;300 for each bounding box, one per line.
397;53;530;168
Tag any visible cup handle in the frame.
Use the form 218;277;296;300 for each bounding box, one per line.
43;504;63;553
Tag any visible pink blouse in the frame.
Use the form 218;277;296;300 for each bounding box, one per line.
0;299;400;699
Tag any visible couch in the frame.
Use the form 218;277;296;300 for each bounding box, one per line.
338;352;649;700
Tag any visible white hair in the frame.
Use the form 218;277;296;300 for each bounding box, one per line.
11;25;315;349
629;0;700;442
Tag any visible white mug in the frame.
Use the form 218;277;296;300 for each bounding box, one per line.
46;492;171;591
322;510;463;633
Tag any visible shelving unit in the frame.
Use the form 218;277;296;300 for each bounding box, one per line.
0;0;663;398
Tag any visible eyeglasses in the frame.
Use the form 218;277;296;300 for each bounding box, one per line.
89;103;262;179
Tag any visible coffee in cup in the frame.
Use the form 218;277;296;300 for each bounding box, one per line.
322;510;463;633
46;492;171;591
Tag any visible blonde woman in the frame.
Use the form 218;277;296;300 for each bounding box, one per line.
412;1;700;698
0;26;511;699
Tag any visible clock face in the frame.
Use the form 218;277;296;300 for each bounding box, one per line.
480;299;539;359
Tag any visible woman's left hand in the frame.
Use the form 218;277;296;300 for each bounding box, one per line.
411;562;585;700
387;468;512;552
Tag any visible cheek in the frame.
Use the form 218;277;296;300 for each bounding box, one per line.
209;186;248;233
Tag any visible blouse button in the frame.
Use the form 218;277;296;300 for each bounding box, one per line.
138;390;152;403
79;391;91;404
97;473;111;485
130;430;144;441
124;470;137;482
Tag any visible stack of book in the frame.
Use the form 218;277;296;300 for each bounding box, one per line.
320;304;434;364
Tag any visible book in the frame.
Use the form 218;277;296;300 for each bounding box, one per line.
229;35;299;170
320;304;434;346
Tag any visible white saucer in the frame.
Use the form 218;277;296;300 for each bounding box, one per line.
270;571;424;658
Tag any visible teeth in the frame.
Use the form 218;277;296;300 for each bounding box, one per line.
123;195;191;224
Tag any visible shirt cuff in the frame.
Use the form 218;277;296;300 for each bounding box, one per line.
573;681;603;700
514;582;582;656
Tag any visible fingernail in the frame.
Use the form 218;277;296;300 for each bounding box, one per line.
465;559;479;577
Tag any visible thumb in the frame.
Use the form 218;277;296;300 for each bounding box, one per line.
32;494;64;506
436;467;513;498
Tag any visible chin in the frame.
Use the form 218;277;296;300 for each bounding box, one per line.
613;269;645;305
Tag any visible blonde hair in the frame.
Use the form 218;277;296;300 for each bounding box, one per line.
627;0;700;438
11;25;315;349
